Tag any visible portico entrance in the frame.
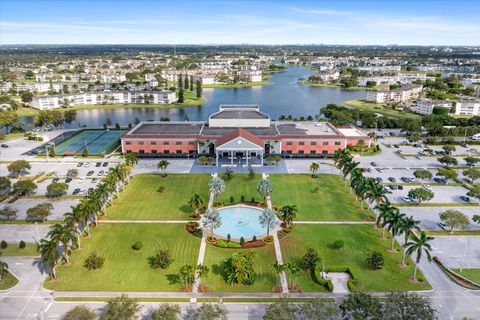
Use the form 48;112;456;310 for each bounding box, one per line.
214;128;264;167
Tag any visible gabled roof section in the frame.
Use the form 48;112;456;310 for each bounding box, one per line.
216;128;263;149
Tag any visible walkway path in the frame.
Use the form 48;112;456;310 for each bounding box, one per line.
102;220;189;224
294;221;374;224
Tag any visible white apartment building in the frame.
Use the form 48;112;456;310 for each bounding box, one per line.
100;74;127;83
192;75;215;85
239;70;262;82
0;82;63;93
358;76;398;87
32;90;176;110
452;100;480;116
316;71;340;83
412;99;453;115
365;84;423;103
144;73;157;82
462;78;480;87
357;65;401;73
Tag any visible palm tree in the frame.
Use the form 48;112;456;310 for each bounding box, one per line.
342;160;359;188
38;238;60;279
279;205;298;228
208;176;225;205
405;231;434;281
124;152;138;166
384;209;406;251
188;193;204;217
259;208;276;238
47;223;78;265
256;177;273;204
286;261;300;287
309;162;319;177
369;182;391;225
196;264;209;287
273;262;285;287
333;149;351;181
202;209;222;238
0;260;8;283
64;208;84;249
352;176;370;209
96;182;114;215
157;160;170;177
399;216;420;266
376;202;396;235
368;132;378;143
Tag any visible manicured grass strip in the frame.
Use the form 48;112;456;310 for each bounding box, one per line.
281;224;431;292
108;174;210;220
203;244;278;293
55;297;190;302
344;99;420;120
223;297;334;303
451;269;480;285
0;243;39;256
0;270;18;290
44;223;201;292
197;298;220;302
395;203;478;207
0;220;60;225
424;230;480;236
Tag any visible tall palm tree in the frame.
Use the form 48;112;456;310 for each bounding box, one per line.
259;208;276;238
64;208;84;249
38;238;60;279
399;216;420;266
279;205;298;228
208;176;225;205
368;132;378;143
369;182;391;225
334;149;351;181
188;193;204;217
342;160;359;188
47;223;78;265
96;182;113;216
384;209;406;251
376;202;396;233
309;162;319;177
273;262;285;287
405;231;434;281
157;160;170;177
352;176;370;209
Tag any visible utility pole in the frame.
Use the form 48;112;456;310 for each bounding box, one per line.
460;240;469;273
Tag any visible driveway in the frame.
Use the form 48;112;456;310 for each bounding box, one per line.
0;224;50;243
430;236;480;269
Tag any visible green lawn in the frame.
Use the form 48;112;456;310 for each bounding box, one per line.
107;174;210;220
44;223;201;291
451;268;480;284
202;244;278;293
344;99;420;120
0;243;39;256
217;174;262;204
0;270;18;290
281;225;431;292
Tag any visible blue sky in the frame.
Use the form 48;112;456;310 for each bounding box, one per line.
1;0;479;45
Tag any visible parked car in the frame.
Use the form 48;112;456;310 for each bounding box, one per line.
389;185;398;190
401;177;415;183
84;162;91;167
1;144;8;148
461;143;469;148
375;168;383;172
422;184;432;191
77;162;83;167
91;178;97;183
402;196;412;203
397;185;404;190
388;177;396;182
79;189;86;195
366;168;372;173
438;222;448;230
87;171;94;177
415;156;421;160
78;177;86;183
73;188;81;195
370;162;378;167
95;162;102;167
376;177;384;182
460;196;470;202
52;178;60;183
434;177;447;183
65;178;72;183
393;144;400;148
98;170;105;176
102;162;108;167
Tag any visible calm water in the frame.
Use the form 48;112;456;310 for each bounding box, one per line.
21;66;364;128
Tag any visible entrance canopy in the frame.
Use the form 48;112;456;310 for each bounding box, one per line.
215;128;264;166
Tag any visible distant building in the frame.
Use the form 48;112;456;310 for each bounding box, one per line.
32;90;176;110
452;100;480;116
239;70;262;82
316;71;340;83
365;84;423;103
412;99;453;115
192;74;215;85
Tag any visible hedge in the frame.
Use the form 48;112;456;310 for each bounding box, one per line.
216;239;242;248
324;265;359;291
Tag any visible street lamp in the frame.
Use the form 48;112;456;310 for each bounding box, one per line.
460;240;469;273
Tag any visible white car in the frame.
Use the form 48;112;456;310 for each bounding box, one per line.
422;184;432;191
402;196;412;203
79;189;86;195
78;177;86;183
84;162;91;167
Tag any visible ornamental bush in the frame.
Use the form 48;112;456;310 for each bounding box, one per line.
19;240;26;249
331;240;345;250
149;249;173;269
83;252;105;270
132;241;143;251
365;251;384;270
1;240;7;249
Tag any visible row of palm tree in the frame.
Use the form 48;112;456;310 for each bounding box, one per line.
333;149;433;281
38;156;136;279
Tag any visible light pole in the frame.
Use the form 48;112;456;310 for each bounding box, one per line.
460;240;469;273
35;222;40;242
45;146;49;163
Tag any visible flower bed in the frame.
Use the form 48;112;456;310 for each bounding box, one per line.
241;240;266;248
216;239;242;248
262;235;274;243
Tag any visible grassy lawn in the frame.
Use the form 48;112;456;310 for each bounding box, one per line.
0;270;18;290
107;174;210;220
0;243;39;256
281;225;432;292
44;223;200;291
270;175;373;221
344;99;420;120
203;244;278;293
0;132;26;141
451;268;480;284
217;174;262;204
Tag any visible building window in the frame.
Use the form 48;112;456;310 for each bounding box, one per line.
299;142;305;146
139;150;145;154
138;142;144;145
125;141;132;145
189;150;195;154
151;150;157;154
163;141;169;145
286;142;293;146
335;142;341;146
322;150;328;155
150;141;156;145
311;142;317;146
176;150;182;154
176;141;182;145
286;150;292;154
188;141;195;145
299;150;304;154
310;150;316;154
164;150;169;154
323;142;329;146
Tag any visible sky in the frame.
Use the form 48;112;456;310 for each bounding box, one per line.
1;0;479;46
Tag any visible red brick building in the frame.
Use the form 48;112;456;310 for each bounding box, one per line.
121;105;371;165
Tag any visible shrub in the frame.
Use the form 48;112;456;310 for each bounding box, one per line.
157;186;165;193
252;235;257;242
0;240;7;249
229;196;234;204
19;240;26;249
149;249;173;269
132;241;143;251
312;187;320;193
83;252;105;270
331;240;345;250
240;195;245;202
216;239;242;248
263;235;274;243
240;237;245;245
242;240;266;248
365;251;384;270
186;221;199;233
325;280;334;292
192;228;203;238
251;197;255;203
227;234;231;242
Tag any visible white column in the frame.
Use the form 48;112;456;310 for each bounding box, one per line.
215;150;218;166
260;151;263;166
246;150;249;166
231;150;234;166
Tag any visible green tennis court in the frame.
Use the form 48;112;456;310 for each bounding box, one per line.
52;129;127;156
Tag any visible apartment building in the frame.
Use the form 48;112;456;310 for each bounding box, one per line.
32;90;176;110
412;99;453;115
365;84;423;103
452;100;480;116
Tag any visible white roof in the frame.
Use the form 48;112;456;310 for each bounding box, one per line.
337;128;364;137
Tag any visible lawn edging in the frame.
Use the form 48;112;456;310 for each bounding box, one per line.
432;257;480;290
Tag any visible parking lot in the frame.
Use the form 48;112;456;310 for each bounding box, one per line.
0;224;50;242
387;185;470;204
400;206;480;230
431;236;480;269
3;198;80;221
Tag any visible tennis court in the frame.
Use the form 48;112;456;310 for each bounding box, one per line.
52;129;127;156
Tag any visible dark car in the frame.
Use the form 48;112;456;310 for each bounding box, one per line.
87;171;94;177
1;144;8;148
65;178;72;183
389;185;398;190
397;185;404;190
52;178;60;183
370;162;378;167
376;177;383;183
77;162;83;167
73;188;81;195
461;143;469;148
460;196;470;202
102;162;108;167
433;177;447;183
388;177;396;182
95;162;102;167
393;144;400;148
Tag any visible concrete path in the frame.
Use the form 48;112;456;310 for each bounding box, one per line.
101;220;189;224
294;221;374;224
326;272;350;293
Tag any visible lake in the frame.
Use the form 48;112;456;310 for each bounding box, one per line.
21;66;365;128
